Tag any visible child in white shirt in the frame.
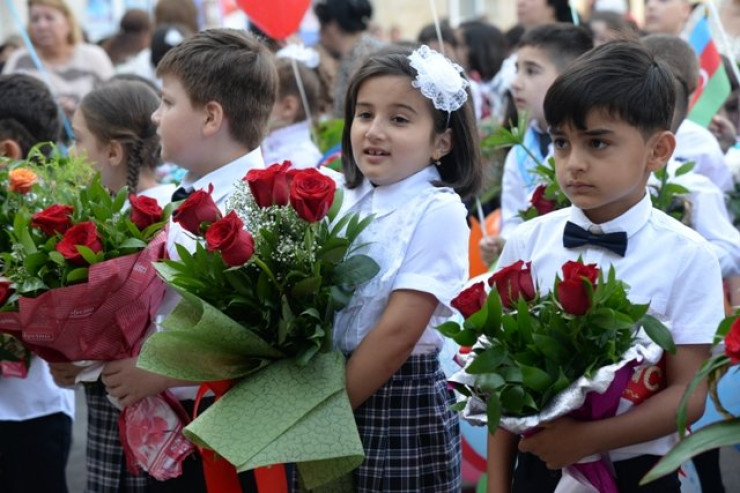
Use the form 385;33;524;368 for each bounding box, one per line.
487;41;725;493
332;45;482;492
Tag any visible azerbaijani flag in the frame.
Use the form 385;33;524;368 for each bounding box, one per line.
687;15;731;128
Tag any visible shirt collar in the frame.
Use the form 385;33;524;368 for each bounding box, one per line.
568;191;652;239
181;147;265;204
262;121;313;158
353;166;441;218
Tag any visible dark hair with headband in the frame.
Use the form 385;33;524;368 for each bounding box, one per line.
341;46;482;199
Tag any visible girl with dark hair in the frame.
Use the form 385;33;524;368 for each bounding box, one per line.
325;45;481;491
51;79;174;492
457;20;507;120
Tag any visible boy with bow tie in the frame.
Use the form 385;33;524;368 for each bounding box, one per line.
486;41;725;493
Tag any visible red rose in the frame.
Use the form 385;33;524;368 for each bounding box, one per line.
31;204;74;236
725;317;740;364
289;169;336;222
55;221;103;265
205;211;255;267
172;184;222;235
129;194;163;230
451;282;487;318
557;260;600;315
244;161;297;208
531;184;556;215
488;260;536;309
0;281;12;305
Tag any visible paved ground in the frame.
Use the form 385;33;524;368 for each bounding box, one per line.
66;388;740;493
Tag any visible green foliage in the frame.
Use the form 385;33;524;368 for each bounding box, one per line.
443;264;674;434
157;184;379;366
1;173;171;301
649;162;694;222
314;119;344;154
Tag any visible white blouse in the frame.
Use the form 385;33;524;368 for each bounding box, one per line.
332;166;469;354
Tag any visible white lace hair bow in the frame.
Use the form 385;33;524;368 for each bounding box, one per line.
276;44;320;69
408;45;469;113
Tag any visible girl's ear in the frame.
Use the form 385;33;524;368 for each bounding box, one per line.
647;130;676;172
107;140;126;167
0;139;23;160
433;128;453;161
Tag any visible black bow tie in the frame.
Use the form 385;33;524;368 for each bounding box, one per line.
171;186;194;202
562;221;628;257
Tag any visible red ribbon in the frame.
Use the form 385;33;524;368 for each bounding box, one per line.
194;380;289;493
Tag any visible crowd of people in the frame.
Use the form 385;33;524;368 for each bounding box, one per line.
0;0;739;492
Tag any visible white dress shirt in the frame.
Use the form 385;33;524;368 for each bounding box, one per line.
649;159;740;277
498;193;724;460
500;122;551;239
674;119;733;192
262;120;323;170
0;357;75;421
332;166;469;354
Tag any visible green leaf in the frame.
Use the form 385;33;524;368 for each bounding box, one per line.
453;328;478;346
327;187;344;223
23;252;48;275
519;364;553;392
675;355;730;437
291;276;322;298
640;314;676;354
66;267;89;283
641;419;740;485
473;373;505;391
436;321;461;338
76;245;100;265
118;238;148;249
18;224;37;255
590;307;635;330
329;286;351;310
333;255;380;285
532;334;568;363
486;392;503;434
113;186;128;212
483;288;502;338
20;278;48;294
467;345;506;374
500;385;525;414
48;251;66;266
674;161;695;177
499;366;523;383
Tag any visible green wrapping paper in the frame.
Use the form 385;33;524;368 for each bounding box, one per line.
137;289;365;490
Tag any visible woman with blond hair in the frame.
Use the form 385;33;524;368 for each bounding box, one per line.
2;0;114;120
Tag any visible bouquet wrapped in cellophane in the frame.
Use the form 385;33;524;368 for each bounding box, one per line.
138;162;379;490
0;145;98;376
0;170;171;363
443;259;676;493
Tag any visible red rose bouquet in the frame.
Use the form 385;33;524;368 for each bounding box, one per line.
138;162;378;490
0;174;172;363
443;259;675;493
0;145;97;375
643;313;740;485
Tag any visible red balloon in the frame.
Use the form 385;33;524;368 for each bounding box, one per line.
237;0;311;40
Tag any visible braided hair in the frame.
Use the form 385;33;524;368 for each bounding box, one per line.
78;79;161;193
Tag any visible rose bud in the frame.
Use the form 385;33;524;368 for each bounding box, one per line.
289;169;336;222
8;168;38;194
488;260;536;309
244;161;297;208
129;194;163;230
172;184;221;235
205;211;255;267
55;221;103;265
32;204;74;236
451;282;487;319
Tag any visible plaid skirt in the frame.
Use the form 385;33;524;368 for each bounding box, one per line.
352;352;461;493
85;380;149;493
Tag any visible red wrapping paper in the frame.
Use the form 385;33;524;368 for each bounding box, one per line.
0;231;167;362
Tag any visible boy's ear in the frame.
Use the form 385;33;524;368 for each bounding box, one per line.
433;129;453;161
202;101;225;137
0;139;23;160
646;130;676;172
107;140;125;167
